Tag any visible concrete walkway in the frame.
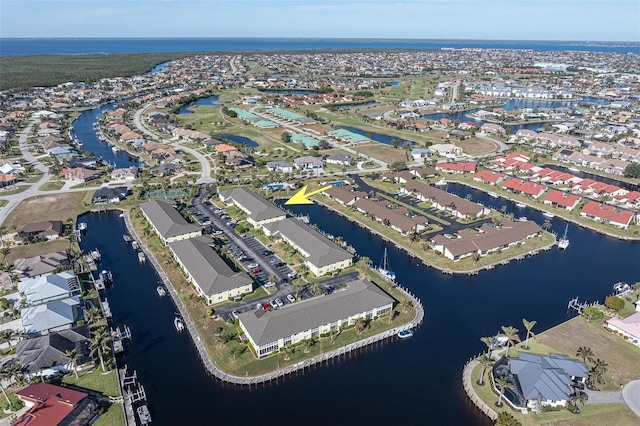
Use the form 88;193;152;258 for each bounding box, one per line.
622;380;640;417
462;359;498;421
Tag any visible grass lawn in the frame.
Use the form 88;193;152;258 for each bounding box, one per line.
353;143;409;164
470;363;638;426
453;137;497;155
93;403;126;426
5;239;72;264
0;200;8;208
38;181;65;191
0;185;29;196
62;368;121;397
1;191;91;231
0;390;21;419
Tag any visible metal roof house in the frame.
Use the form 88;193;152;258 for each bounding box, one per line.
219;187;287;228
139;199;202;244
18;270;80;306
493;353;588;411
169;236;253;305
238;278;393;357
263;217;353;276
21;297;83;337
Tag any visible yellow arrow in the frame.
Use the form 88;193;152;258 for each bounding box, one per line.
285;184;333;205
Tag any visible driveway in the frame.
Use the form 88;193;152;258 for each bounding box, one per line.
622;380;640;417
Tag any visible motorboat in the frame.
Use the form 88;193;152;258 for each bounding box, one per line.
157;285;167;296
397;329;414;339
174;316;185;332
543;212;556;218
99;270;113;283
488;191;499;198
434;178;447;186
515;202;526;208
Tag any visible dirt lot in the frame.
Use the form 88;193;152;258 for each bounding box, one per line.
1;191;91;232
353;143;408;164
453;137;497;155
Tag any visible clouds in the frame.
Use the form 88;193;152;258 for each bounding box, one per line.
1;0;638;41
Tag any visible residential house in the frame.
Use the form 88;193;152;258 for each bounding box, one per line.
266;161;294;174
59;167;103;183
429;143;463;158
293;156;324;172
436;161;476;174
21;297;83;336
605;312;640;347
263;218;353;277
169;236;254;305
238;278;393;357
401;180;490;219
323;153;354;167
492;353;588;410
352;198;428;236
473;170;506;185
501;178;547;199
16;221;63;242
16;326;90;379
91;187;129;204
111;166;138;181
543;190;582;211
139;199;202;245
14;252;69;279
18;270;80;306
323;186;366;206
14;383;98;426
580;201;634;228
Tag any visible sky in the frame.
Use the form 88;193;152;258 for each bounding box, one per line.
1;0;639;42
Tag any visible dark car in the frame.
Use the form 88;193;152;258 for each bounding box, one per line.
262;250;271;256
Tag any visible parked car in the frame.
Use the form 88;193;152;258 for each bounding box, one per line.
246;262;259;269
231;310;240;320
262;250;272;256
263;303;272;311
269;300;278;309
287;272;297;279
251;268;261;274
265;281;276;288
255;303;263;310
286;294;295;303
275;299;284;308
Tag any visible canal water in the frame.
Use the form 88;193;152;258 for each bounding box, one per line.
340;125;419;147
72;104;140;169
216;133;259;148
78;200;639;425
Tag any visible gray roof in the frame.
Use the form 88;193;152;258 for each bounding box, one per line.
263;218;352;268
510;353;588;402
238;278;393;346
219;187;286;223
21;297;82;336
139;199;201;240
18;270;79;305
17;326;90;374
14;252;68;278
169;236;253;296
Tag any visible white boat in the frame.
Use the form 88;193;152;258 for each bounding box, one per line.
515;202;526;208
112;145;121;152
138;251;146;263
157;285;167;297
132;240;139;250
434;178;447;186
568;167;580;173
377;248;396;282
518;216;528;222
78;222;87;231
174;317;185;332
90;249;101;261
558;224;569;249
488;191;499;198
397;329;414;339
543;212;556;218
137;405;152;425
99;270;113;283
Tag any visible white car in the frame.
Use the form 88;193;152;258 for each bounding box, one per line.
246;262;259;269
231;310;240;320
286;294;295;303
270;300;278;309
275;298;284;308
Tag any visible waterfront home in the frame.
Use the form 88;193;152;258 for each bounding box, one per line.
323;185;366;206
18;270;80;307
14;382;98;426
501;178;547;199
480;122;506;135
91;186;129;204
410;148;433;162
266;161;294;174
543;190;582;211
435;161;476;174
401;179;490;219
111;166;138;181
429;143;463;158
293;156;324;172
492;353;588;411
16;325;90;379
324;153;354;167
327;128;372;144
21;297;82;337
430;220;543;261
169;236;253;305
14;251;69;279
606;312;640;347
59;167;103;183
219;187;287;228
238;278;393;357
473;169;506;185
263;217;352;277
139;199;202;245
409;166;438;179
580;201;634;229
15;221;63;242
352;198;428;236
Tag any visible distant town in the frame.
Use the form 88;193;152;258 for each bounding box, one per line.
0;47;638;426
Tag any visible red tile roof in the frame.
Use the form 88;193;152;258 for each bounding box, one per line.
436;161;476;173
581;201;634;226
544;190;581;208
501;178;547;197
14;383;88;426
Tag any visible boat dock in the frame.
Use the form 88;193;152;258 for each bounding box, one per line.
84;255;98;272
111;325;132;354
119;365;149;426
102;299;112;319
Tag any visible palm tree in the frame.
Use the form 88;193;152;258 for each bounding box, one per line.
592;358;608;384
480;336;494;360
541;220;552;231
522;319;536;350
500;326;520;356
477;356;494;386
400;299;413;313
65;349;80;378
310;282;323;297
495;376;512;407
303;337;318;353
90;326;111;372
354;318;367;335
0;247;10;268
1;329;16;351
0;366;12;405
576;347;594;366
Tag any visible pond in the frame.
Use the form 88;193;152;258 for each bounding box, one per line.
177;95;220;114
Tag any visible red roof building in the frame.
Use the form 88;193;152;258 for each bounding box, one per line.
501;178;547;199
13;383;95;426
435;161;477;174
473;169;506;185
580;201;634;229
543;190;582;210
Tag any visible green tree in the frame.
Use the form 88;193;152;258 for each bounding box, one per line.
495;411;522;426
480;336;494;360
522;319;536;350
281;132;291;143
65;349;80;379
477;356;493;386
354;318;367;335
0;329;16;351
495;376;513;407
581;306;603;322
623;162;640;178
0;247;10;268
604;296;625;311
0;366;12;405
310;282;323;297
500;326;520;356
89;326;111;372
576;346;594;365
389;161;407;172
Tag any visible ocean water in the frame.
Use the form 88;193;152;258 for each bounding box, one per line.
1;38;639;56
